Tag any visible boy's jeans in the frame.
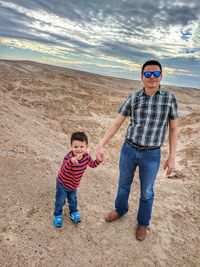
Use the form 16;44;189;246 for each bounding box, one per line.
115;141;161;227
54;180;78;216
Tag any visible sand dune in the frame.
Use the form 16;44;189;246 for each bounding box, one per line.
0;59;200;267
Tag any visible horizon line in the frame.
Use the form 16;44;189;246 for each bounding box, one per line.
0;58;199;91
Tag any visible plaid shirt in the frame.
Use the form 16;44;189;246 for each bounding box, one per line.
118;87;178;147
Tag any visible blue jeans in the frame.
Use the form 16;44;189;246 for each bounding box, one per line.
54;180;78;216
115;141;161;227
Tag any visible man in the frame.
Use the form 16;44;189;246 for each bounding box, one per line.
96;60;178;241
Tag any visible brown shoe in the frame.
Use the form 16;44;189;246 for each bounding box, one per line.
135;225;147;241
105;210;120;222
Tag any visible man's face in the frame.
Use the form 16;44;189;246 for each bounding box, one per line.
71;140;88;157
141;64;162;90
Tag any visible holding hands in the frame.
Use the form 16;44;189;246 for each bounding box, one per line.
96;143;104;162
96;152;103;163
71;151;104;165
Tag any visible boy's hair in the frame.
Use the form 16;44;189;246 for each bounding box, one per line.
70;131;88;145
141;60;162;73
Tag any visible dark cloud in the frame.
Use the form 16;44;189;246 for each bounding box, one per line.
0;0;200;88
1;0;199;48
49;33;95;50
161;5;199;26
162;57;200;76
0;4;29;26
98;41;154;61
1;1;200;37
2;0;200;27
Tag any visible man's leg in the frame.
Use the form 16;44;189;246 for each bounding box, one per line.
136;148;160;240
106;141;138;221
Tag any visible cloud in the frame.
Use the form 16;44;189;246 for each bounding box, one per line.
0;0;200;88
0;37;75;57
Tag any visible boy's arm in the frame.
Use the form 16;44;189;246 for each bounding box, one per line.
62;153;74;170
87;155;102;168
71;154;84;165
64;155;83;168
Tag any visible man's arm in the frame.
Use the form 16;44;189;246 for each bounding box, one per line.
96;115;127;158
164;119;178;175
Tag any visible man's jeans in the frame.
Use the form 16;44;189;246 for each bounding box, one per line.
115;141;161;227
54;180;78;216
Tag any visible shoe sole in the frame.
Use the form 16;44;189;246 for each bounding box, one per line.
54;224;62;228
69;215;81;223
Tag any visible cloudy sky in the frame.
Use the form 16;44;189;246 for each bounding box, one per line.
0;0;200;88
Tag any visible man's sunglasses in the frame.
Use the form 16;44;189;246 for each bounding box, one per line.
143;71;161;78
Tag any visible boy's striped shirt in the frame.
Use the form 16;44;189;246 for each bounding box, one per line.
57;151;100;190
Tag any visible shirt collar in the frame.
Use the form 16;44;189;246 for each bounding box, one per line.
137;86;164;96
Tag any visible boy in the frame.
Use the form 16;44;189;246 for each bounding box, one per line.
53;131;102;228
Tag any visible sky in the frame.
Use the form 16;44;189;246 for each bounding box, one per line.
0;0;200;89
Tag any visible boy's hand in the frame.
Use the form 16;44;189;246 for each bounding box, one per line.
71;154;83;165
96;153;103;162
96;144;104;161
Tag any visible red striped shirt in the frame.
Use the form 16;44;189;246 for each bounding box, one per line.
57;151;101;190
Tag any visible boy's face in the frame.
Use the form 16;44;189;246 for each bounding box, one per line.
71;140;88;156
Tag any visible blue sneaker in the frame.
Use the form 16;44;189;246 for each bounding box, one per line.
54;215;63;228
69;211;81;223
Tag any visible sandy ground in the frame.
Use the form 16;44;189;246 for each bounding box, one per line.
0;60;200;267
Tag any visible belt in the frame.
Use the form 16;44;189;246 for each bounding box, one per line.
125;139;160;150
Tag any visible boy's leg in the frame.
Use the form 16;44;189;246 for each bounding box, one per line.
54;181;67;216
67;190;78;214
67;190;80;223
115;141;138;215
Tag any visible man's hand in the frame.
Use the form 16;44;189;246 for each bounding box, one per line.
71;154;84;165
164;157;175;176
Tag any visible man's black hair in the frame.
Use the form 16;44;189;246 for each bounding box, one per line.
141;60;162;73
71;131;88;145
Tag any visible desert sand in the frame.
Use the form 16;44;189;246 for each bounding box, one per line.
0;59;200;267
